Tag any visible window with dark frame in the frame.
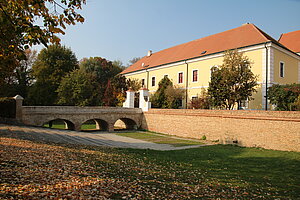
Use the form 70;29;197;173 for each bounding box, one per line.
192;70;198;82
141;79;145;87
280;62;284;78
151;77;155;86
192;96;198;101
178;99;183;107
178;72;183;83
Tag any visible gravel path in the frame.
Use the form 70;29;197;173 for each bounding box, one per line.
0;124;205;151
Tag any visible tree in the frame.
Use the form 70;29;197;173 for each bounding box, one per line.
79;57;122;105
111;75;127;106
127;57;141;67
0;49;37;98
188;89;210;109
57;69;96;106
28;45;78;105
57;57;125;106
112;60;125;70
0;0;85;85
150;76;173;108
268;84;300;111
14;49;37;97
126;78;142;92
208;50;258;110
165;85;185;108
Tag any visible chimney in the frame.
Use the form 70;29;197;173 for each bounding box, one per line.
147;50;152;57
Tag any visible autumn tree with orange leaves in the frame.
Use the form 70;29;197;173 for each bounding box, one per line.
0;0;85;85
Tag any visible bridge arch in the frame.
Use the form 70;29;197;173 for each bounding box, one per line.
114;118;138;131
43;118;75;130
80;119;109;131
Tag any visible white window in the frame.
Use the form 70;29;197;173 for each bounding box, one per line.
280;61;285;78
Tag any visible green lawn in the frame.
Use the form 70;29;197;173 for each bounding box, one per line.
116;131;205;147
117;145;300;199
43;122;96;130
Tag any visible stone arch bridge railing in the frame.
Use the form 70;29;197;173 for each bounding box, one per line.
12;87;151;132
20;106;143;132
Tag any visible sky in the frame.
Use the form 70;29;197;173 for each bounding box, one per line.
34;0;300;66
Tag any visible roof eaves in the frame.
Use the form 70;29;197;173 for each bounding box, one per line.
122;42;272;75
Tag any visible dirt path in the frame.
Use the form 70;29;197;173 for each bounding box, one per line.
0;124;206;151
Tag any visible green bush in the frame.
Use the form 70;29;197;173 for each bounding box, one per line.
0;97;16;118
292;95;300;111
268;84;300;111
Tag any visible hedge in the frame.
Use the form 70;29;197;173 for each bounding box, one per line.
0;97;16;118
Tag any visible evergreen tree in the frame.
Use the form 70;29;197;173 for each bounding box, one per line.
151;76;173;108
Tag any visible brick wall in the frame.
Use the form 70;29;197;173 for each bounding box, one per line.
142;109;300;152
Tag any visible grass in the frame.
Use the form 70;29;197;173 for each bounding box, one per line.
0;127;299;199
43;122;96;130
119;146;300;199
116;131;205;147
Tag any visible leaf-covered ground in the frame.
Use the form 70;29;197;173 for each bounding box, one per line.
0;129;299;199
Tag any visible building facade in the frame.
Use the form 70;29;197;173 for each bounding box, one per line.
121;24;300;110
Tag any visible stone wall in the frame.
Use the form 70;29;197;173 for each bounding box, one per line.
142;109;300;152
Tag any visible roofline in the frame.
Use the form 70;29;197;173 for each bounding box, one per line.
252;24;271;41
121;42;270;75
278;33;283;41
122;41;300;75
275;39;300;57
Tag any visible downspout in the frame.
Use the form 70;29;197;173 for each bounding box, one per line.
146;69;149;89
185;60;188;108
264;42;269;111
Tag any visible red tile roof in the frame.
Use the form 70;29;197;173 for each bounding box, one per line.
121;24;280;74
278;30;300;53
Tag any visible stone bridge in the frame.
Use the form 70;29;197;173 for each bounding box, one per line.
20;106;143;132
12;89;149;132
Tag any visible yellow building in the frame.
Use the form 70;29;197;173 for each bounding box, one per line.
121;24;300;110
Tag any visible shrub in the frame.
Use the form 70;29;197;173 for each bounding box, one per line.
188;89;210;109
0;97;16;118
292;95;300;111
150;76;173;108
268;84;300;111
165;85;185;109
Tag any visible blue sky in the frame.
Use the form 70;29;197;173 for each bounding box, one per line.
35;0;300;65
